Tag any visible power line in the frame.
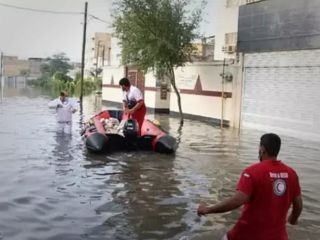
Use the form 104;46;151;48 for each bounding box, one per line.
0;2;82;15
88;14;110;24
0;2;110;25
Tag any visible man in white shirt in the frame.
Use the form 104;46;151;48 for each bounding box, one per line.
48;91;78;134
119;77;146;134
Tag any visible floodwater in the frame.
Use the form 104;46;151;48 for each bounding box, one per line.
0;87;319;240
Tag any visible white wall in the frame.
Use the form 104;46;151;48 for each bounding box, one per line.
211;1;239;60
144;71;171;110
102;65;124;102
144;71;157;109
110;37;122;66
171;63;235;123
102;63;241;127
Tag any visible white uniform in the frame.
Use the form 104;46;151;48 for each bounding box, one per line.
48;97;78;134
122;85;143;103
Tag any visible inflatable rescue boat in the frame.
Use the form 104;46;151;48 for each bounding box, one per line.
82;110;177;154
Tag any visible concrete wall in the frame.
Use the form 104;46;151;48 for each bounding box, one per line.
170;63;236;124
110;37;122;66
238;0;320;52
144;71;170;111
28;58;45;79
102;63;241;127
212;1;239;60
85;32;112;77
3;56;29;77
102;65;125;103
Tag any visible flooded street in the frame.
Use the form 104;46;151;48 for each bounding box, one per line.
0;87;319;240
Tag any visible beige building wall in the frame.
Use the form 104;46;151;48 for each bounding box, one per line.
28;58;45;79
3;56;29;77
85;32;112;77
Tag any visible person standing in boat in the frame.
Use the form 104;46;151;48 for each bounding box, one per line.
48;91;78;135
197;133;303;240
119;77;146;134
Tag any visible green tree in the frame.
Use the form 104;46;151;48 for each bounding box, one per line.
40;53;73;77
20;69;30;77
90;68;103;79
113;0;205;124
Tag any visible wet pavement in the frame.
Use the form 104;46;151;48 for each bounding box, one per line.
0;87;319;240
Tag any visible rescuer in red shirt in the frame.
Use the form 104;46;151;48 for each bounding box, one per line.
197;133;303;240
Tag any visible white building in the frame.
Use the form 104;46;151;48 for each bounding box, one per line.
100;0;268;129
213;0;264;61
85;32;112;77
238;0;320;141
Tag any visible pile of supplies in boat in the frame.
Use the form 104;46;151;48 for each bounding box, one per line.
82;110;177;154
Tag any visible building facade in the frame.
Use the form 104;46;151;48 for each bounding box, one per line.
238;0;320;141
213;0;265;61
85;32;112;77
102;61;240;127
3;56;29;77
28;58;45;79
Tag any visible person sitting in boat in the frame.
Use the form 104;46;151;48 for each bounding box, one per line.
119;77;146;135
48;91;78;135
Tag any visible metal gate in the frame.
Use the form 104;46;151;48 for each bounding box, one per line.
241;50;320;141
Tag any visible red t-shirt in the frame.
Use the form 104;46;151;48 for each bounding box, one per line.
228;160;301;240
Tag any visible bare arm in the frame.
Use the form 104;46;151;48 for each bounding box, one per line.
197;191;249;216
131;100;143;112
288;195;303;225
125;100;143;114
122;101;128;111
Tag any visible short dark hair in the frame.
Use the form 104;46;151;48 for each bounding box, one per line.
119;77;131;87
60;91;66;97
260;133;281;157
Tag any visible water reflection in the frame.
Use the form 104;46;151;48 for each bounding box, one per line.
0;87;319;240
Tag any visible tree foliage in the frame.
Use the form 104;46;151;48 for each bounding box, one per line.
29;53;99;96
40;53;73;78
113;0;205;124
20;69;30;77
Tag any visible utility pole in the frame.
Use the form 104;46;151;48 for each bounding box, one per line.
80;2;88;104
221;58;226;128
95;40;101;78
0;52;4;103
108;47;111;66
102;45;105;66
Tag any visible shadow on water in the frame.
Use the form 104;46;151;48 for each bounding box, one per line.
82;152;189;240
0;86;319;240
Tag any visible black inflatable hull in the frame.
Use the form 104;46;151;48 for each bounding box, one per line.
155;135;177;154
85;132;108;153
83;110;177;154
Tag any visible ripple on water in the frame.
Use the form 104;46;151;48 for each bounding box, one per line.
0;90;319;240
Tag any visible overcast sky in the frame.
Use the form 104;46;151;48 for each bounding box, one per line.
0;0;216;62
